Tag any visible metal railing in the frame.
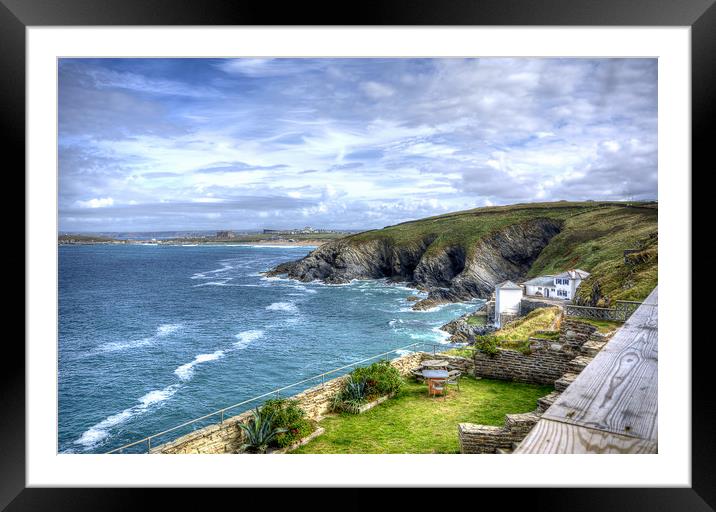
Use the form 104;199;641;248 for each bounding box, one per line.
565;300;644;322
105;340;454;454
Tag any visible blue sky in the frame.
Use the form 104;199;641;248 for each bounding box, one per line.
58;58;657;232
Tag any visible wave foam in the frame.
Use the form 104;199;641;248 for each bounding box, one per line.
234;329;264;349
191;263;233;280
266;302;297;313
75;384;179;449
98;323;183;352
174;350;225;381
156;323;182;336
192;279;232;287
99;337;153;352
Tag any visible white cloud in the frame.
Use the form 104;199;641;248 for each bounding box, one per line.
74;197;114;209
360;81;395;99
59;58;657;231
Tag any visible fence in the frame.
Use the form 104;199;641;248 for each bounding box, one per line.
105;340;449;454
564;300;644;322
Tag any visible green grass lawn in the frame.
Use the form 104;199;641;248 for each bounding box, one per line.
292;377;552;454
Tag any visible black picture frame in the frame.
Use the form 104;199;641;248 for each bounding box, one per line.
5;0;710;509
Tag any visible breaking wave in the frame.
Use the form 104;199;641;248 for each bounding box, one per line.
266;302;298;313
74;384;180;449
174;350;226;381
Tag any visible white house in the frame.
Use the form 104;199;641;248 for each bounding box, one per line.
494;280;523;327
523;269;590;300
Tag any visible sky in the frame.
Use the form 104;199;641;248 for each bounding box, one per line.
58;58;657;232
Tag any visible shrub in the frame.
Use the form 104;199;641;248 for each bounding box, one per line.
331;361;403;414
517;340;532;355
238;407;287;453
331;375;368;414
351;360;403;399
473;335;500;356
260;398;315;448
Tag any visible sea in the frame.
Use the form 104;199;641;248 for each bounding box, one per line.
58;244;484;453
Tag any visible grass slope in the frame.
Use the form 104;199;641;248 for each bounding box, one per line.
345;201;658;303
292;377;551;454
493;307;561;342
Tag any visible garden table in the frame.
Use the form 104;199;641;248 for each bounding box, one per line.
421;359;449;369
422;369;449;396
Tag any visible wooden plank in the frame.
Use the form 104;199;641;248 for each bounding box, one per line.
514;418;657;454
540;287;658;441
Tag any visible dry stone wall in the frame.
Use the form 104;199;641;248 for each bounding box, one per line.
559;319;597;350
471;343;573;385
520;298;561;315
154;351;427;454
459;319;607;454
458;411;541;454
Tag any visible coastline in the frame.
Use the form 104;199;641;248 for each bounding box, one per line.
58;238;330;247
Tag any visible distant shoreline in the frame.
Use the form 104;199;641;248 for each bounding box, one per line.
58;237;329;247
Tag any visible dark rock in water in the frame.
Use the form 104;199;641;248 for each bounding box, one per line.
266;217;562;307
263;260;297;277
441;309;496;342
405;295;421;302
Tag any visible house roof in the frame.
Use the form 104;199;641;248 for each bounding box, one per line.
523;276;555;287
496;280;522;290
555;269;591;280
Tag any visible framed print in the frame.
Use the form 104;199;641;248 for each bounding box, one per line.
6;0;712;508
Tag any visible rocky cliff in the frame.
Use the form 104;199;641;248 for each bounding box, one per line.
266;217;563;310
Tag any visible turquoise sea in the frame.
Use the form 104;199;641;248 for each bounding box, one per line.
58;244;483;453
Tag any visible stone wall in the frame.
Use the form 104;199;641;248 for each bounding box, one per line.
485;299;495;324
520;298;561;315
154;351;427;454
469;318;595;386
459;318;608;454
437;354;474;374
559;319;597;351
458;411;541;454
472;342;573;385
154;409;253;454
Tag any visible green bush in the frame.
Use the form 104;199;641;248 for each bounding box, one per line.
330;376;368;414
260;398;315;448
238;407;287;453
331;361;403;414
351;360;403;399
517;340;532;355
473;335;500;356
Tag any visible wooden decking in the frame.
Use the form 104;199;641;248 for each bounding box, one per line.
515;287;658;454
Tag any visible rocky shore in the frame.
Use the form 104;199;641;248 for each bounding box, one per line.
265;218;562;310
440;309;496;343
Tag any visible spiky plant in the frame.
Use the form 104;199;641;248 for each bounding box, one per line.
330;376;368;414
238;407;287;453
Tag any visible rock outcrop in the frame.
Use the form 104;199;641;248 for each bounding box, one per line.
441;312;496;342
266;218;563;309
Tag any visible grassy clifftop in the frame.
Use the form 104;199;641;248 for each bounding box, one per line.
345;201;658;304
